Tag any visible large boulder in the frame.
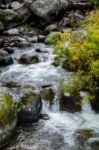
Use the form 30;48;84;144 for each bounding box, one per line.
30;0;68;25
0;93;17;148
0;49;13;66
18;91;42;124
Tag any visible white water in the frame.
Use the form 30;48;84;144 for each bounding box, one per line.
0;42;99;150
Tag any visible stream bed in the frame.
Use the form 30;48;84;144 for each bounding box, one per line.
0;41;99;150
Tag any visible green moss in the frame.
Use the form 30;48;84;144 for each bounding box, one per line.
0;93;16;125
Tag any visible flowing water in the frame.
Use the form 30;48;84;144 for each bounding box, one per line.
0;41;99;150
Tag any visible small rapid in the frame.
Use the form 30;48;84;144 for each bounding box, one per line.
0;41;99;150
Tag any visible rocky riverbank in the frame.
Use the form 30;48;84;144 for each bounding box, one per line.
0;0;98;149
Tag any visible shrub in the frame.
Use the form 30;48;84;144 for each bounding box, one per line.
46;10;99;98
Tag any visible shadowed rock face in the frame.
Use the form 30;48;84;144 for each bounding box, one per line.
60;93;81;112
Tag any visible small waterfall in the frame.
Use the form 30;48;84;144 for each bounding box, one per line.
82;102;94;114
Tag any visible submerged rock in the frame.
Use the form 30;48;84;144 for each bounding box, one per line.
18;91;42;124
0;93;17;148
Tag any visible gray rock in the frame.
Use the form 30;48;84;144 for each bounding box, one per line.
11;1;21;10
13;3;28;17
4;28;19;35
18;41;31;47
38;35;46;42
0;49;13;66
17;37;27;42
0;9;21;29
0;9;19;22
30;0;68;24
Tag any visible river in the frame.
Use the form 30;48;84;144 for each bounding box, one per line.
0;41;99;150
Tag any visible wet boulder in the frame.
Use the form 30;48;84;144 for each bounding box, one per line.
18;53;39;64
18;91;42;124
0;49;13;66
0;93;17;149
30;0;68;25
60;93;81;112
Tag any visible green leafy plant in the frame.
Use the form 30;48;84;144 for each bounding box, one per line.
47;10;99;100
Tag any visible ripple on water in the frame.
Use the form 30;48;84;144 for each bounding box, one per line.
0;43;99;150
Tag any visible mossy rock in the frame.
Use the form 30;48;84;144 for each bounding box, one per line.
40;87;55;102
18;91;42;124
0;93;17;148
0;93;16;125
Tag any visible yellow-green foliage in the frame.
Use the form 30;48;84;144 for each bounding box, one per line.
47;10;99;95
0;93;16;125
60;71;84;95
